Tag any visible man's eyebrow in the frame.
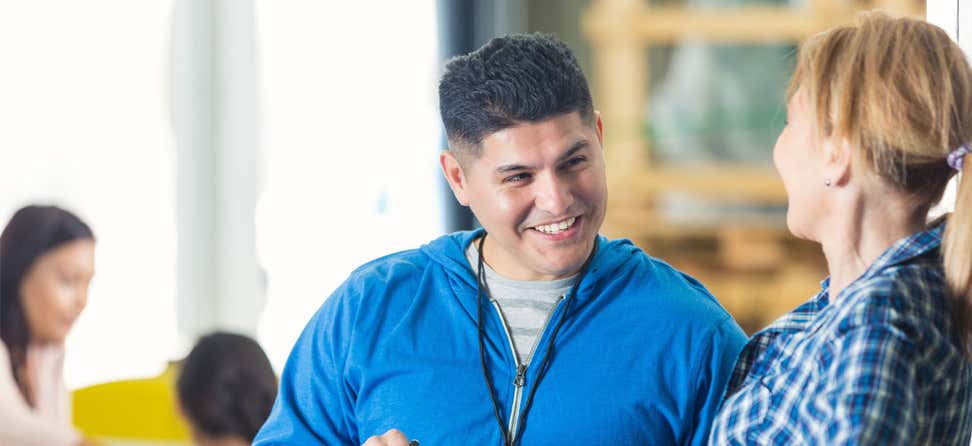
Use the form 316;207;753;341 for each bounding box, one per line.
558;140;589;162
496;163;530;174
494;139;591;174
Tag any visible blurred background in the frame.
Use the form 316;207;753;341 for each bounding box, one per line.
0;0;965;443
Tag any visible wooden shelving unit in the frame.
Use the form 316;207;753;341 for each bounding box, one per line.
581;0;923;332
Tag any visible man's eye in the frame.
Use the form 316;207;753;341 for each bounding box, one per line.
504;173;531;183
563;156;586;168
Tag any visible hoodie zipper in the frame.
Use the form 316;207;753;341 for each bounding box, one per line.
490;296;564;445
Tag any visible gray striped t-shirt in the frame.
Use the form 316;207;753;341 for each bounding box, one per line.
466;241;578;365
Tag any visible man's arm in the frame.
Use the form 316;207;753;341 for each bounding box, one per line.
686;316;748;446
254;281;360;445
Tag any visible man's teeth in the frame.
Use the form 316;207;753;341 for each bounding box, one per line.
534;217;577;234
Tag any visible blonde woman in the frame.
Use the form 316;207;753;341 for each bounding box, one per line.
710;12;972;444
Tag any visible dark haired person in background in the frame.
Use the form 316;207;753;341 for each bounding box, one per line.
254;33;746;446
0;205;95;446
177;332;277;446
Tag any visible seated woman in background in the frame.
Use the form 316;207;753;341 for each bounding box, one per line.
177;332;277;446
0;205;96;446
710;11;972;444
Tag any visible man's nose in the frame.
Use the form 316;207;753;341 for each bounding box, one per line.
534;172;573;216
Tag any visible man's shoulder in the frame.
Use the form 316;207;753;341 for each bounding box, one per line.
310;233;469;326
598;236;733;324
342;230;476;289
348;247;431;280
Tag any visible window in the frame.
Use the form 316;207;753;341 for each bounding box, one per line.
254;1;443;371
0;0;177;388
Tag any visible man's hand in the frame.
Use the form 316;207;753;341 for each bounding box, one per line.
362;428;415;446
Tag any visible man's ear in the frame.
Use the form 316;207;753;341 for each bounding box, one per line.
593;110;604;148
822;135;853;187
440;150;471;206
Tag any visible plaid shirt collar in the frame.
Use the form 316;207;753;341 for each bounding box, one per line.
766;222;941;334
724;222;945;396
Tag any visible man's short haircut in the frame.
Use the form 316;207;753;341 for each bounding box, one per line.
438;33;594;156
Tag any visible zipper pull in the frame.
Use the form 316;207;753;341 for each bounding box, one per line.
514;364;527;388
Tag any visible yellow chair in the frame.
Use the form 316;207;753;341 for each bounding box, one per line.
72;363;192;446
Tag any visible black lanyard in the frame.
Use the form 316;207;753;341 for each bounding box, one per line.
475;234;598;446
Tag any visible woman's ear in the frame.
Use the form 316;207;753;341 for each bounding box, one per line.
822;136;853;187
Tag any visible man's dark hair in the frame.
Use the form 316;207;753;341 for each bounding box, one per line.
177;332;277;442
439;33;594;155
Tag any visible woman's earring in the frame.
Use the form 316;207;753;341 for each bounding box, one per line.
825;179;832;187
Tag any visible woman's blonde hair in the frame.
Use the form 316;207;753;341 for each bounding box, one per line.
790;11;972;351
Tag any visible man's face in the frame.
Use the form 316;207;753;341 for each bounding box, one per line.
441;111;607;281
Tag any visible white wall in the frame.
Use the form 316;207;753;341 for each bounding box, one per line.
253;0;444;373
0;1;178;389
1;0;443;387
171;0;263;354
927;0;972;59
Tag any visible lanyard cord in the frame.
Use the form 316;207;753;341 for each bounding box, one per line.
476;235;509;446
475;234;598;446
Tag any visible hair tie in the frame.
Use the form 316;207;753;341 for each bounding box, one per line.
948;145;970;171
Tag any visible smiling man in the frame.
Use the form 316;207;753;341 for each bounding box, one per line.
446;110;605;282
253;34;746;446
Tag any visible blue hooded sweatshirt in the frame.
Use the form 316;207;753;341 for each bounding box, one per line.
254;230;746;445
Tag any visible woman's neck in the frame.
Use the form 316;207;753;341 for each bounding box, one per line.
818;186;923;300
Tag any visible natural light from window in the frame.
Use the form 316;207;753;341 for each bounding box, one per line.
0;0;177;389
253;1;444;372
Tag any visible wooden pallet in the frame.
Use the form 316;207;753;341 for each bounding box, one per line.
581;0;923;332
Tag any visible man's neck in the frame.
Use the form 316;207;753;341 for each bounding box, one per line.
476;235;586;281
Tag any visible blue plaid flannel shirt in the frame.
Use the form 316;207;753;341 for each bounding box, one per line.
709;223;972;445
